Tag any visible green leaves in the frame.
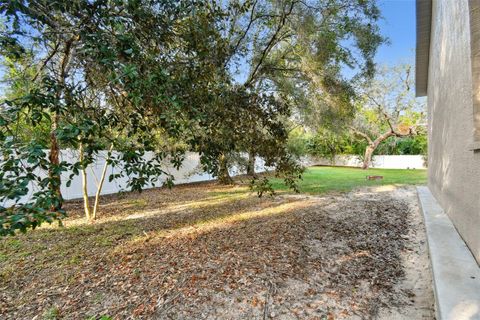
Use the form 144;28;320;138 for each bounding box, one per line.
0;134;68;235
0;35;25;59
249;176;275;197
0;0;387;234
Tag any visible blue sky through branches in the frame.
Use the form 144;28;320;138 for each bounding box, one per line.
0;1;417;95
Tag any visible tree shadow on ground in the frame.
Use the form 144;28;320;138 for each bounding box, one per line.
0;185;411;320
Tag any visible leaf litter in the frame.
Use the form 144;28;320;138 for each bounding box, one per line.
0;182;433;319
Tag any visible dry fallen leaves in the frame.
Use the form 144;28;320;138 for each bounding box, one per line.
0;182;423;319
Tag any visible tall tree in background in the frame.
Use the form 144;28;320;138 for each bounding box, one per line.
208;0;385;180
349;63;426;169
192;85;300;192
261;0;385;131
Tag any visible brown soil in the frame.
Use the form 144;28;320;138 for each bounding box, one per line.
0;183;434;319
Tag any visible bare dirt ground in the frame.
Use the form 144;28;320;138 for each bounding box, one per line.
0;183;434;319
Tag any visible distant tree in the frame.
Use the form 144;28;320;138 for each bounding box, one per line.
302;122;427;160
285;126;311;158
306;128;349;162
261;0;385;133
349;64;426;169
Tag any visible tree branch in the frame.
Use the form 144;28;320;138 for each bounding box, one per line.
245;1;297;87
225;0;258;68
32;42;60;82
349;126;373;145
373;130;395;147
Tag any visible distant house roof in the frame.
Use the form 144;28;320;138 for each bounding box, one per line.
415;0;432;97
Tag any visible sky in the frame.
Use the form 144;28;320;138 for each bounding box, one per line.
376;0;416;65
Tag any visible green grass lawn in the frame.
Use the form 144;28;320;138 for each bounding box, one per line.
270;166;427;194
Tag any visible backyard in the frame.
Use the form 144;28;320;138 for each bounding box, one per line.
5;1;480;319
0;167;433;319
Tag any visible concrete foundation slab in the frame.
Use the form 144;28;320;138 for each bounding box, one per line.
417;186;480;320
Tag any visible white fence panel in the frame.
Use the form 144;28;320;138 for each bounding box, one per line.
2;151;426;207
372;155;426;169
3;150;272;205
311;155;427;169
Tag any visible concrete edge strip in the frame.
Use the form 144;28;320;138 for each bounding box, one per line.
416;186;480;320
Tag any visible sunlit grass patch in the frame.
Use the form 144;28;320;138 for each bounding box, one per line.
270;166;427;194
207;186;251;198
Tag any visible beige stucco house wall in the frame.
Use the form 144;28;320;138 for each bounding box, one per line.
416;0;480;264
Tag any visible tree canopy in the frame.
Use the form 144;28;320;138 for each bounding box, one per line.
0;0;385;235
289;63;427;165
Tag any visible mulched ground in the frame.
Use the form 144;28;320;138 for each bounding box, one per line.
0;182;433;319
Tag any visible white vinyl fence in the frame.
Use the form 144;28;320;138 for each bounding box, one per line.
312;155;427;169
2;151;425;207
62;150;271;200
3;150;270;206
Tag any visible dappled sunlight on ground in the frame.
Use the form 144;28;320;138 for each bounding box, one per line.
369;185;397;192
57;186;252;229
121;199;317;251
0;181;433;319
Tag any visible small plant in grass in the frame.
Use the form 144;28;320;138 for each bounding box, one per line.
250;176;275;197
42;306;60;320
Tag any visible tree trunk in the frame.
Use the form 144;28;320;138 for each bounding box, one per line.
79;143;92;220
362;145;375;169
218;153;233;184
92;144;113;220
361;131;395;169
47;37;76;211
247;150;256;176
328;145;337;165
48;112;63;210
